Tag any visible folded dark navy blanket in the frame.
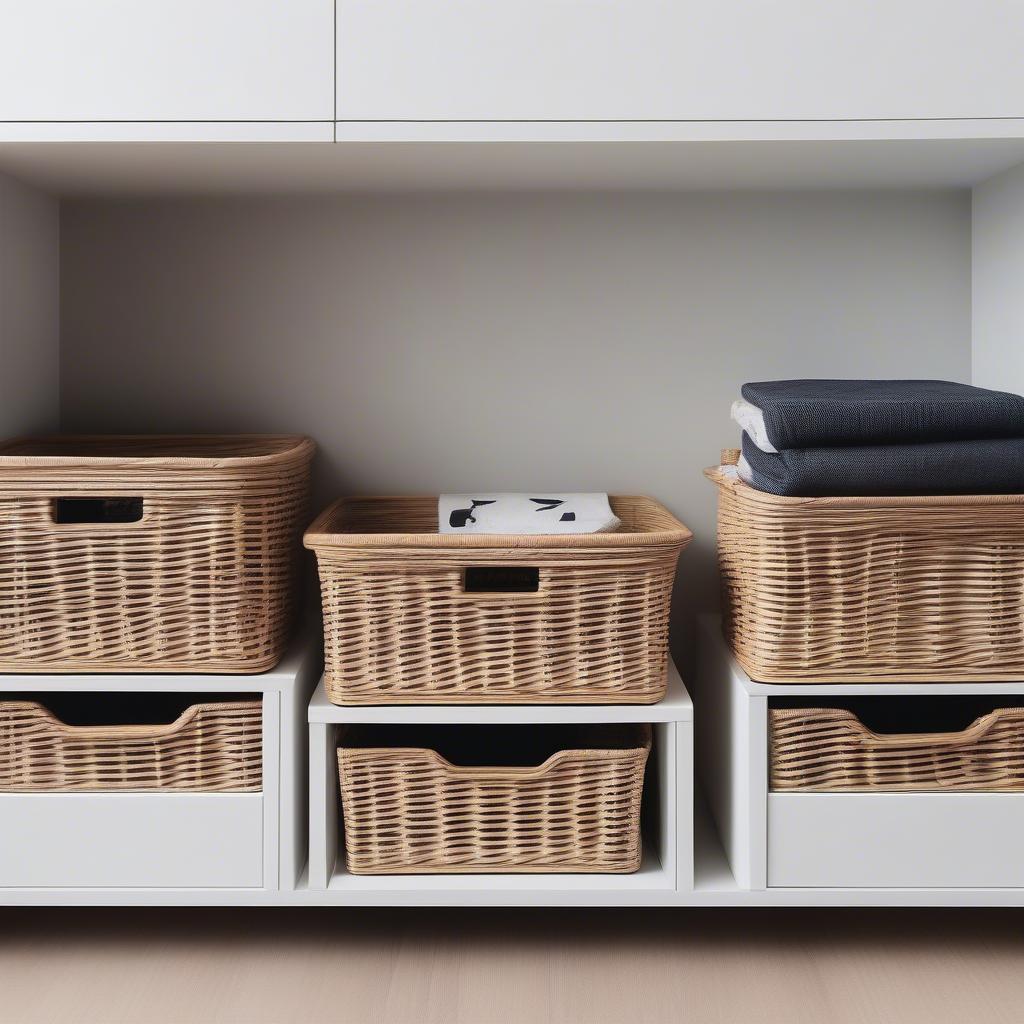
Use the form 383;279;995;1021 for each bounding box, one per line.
741;433;1024;497
742;379;1024;451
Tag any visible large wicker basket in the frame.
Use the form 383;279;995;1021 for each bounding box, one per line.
305;496;691;705
0;435;314;673
0;699;262;791
707;454;1024;682
771;705;1024;791
337;724;651;873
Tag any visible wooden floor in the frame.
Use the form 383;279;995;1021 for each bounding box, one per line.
2;907;1023;1023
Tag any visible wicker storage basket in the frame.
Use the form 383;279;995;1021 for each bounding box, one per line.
337;724;651;873
707;453;1024;682
305;496;691;705
0;699;262;791
771;705;1024;791
0;435;314;673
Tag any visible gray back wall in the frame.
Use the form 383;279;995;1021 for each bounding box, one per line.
60;191;971;667
973;163;1024;396
0;173;58;436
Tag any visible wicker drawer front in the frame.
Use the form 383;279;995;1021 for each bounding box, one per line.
0;435;313;673
707;465;1024;682
0;700;263;792
338;725;651;873
770;706;1024;792
306;496;691;705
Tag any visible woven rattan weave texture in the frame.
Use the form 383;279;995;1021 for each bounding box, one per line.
338;725;651;873
771;706;1024;791
0;700;262;792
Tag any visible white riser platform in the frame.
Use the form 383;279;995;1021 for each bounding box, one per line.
693;615;1024;903
308;664;694;896
0;632;322;894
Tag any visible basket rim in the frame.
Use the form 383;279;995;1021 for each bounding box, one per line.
0;699;259;740
0;434;315;471
305;495;693;550
771;705;1019;748
705;464;1024;508
338;730;652;780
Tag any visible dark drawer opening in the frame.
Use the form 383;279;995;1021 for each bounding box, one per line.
770;695;1024;736
53;496;144;524
338;723;646;767
2;692;258;728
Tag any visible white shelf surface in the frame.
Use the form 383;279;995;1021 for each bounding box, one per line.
4;133;1024;197
0;123;334;144
327;845;672;896
308;661;691;724
332;119;1024;145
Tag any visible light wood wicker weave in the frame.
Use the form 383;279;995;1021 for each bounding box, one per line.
305;496;691;705
771;706;1024;791
0;435;314;673
337;725;651;873
0;700;262;791
707;453;1024;682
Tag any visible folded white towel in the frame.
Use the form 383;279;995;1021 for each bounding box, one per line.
736;453;756;485
731;398;778;453
439;493;621;535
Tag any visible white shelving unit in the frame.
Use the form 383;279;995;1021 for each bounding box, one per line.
2;0;1024;908
5;634;1024;907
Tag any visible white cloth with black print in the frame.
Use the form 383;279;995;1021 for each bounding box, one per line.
439;494;621;535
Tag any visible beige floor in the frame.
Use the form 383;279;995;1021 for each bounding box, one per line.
2;907;1023;1024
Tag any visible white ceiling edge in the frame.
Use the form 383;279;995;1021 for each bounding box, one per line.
2;139;1024;198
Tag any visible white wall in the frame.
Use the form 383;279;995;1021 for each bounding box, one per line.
59;192;972;661
973;164;1024;395
0;172;58;435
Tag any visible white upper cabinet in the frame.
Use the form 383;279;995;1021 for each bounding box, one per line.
336;1;1024;122
0;1;334;122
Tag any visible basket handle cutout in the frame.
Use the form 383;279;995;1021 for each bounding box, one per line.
849;709;1008;748
52;496;144;525
463;566;540;594
4;701;205;740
